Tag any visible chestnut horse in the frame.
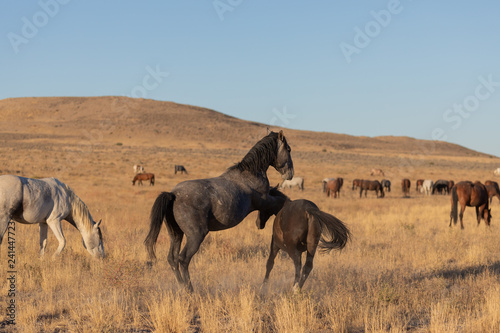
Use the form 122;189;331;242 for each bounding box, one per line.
402;179;411;197
132;173;155;186
485;180;500;204
450;181;491;229
416;179;424;193
360;180;384;198
261;189;350;293
326;178;343;198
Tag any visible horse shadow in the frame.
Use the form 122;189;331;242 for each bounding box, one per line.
412;261;500;282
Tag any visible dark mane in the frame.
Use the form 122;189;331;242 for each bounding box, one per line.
229;132;279;174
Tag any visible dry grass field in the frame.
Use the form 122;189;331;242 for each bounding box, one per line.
1;97;500;332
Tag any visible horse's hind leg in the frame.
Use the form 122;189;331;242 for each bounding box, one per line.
39;223;48;256
298;251;315;290
459;206;465;229
263;237;280;285
166;227;184;285
291;251;302;294
178;229;208;292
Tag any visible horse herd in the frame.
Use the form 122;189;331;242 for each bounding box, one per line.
0;131;498;293
131;164;188;186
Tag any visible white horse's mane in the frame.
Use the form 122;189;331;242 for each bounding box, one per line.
61;183;94;233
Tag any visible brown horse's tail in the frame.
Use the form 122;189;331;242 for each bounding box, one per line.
144;192;175;261
308;209;351;253
450;185;458;225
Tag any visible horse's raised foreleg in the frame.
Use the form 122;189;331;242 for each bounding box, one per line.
39;222;48;256
47;218;66;257
178;229;207;292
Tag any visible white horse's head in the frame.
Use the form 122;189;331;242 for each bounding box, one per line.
83;220;105;258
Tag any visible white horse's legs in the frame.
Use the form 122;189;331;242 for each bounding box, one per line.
0;217;10;257
47;219;66;257
39;223;48;256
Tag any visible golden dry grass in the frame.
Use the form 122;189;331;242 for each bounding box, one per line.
0;97;500;332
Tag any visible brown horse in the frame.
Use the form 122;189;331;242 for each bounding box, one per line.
402;179;411;197
132;173;155;186
485;180;500;204
360;180;384;198
450;181;491;229
262;190;350;293
326;178;343;198
352;179;363;191
416;179;424;193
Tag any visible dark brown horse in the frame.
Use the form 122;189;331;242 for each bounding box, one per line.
485;180;500;204
352;179;363;191
144;131;294;292
326;178;343;198
174;165;188;174
132;173;155;186
360;180;384;198
261;190;350;293
416;179;424;193
401;179;411;197
450;181;491;229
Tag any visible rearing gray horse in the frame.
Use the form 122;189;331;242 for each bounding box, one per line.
145;131;294;291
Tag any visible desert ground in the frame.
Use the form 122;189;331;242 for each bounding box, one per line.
1;97;500;332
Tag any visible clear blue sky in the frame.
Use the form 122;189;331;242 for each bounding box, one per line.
2;1;500;157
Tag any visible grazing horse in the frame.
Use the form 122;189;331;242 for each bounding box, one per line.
433;180;450;195
485;180;500;204
144;131;294;292
261;190;350;293
402;179;411;197
360;180;384;198
133;164;145;174
280;177;304;191
0;175;105;258
421;180;434;195
322;178;335;193
352;179;363;191
370;168;385;176
450;181;491;229
381;179;391;192
132;173;155;186
326;178;343;198
416;179;424;193
174;165;188;174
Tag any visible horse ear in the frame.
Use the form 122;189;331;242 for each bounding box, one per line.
95;219;102;229
278;130;284;141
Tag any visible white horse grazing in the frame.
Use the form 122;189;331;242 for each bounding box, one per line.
0;175;105;258
280;177;304;191
133;164;145;174
494;168;500;176
420;179;434;195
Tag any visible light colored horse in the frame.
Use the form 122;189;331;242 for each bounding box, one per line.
494;168;500;176
420;179;434;195
370;168;385;176
0;175;105;258
133;164;145;174
280;177;304;191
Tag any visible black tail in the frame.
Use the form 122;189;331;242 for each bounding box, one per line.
144;192;175;261
450;186;458;225
308;209;351;253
